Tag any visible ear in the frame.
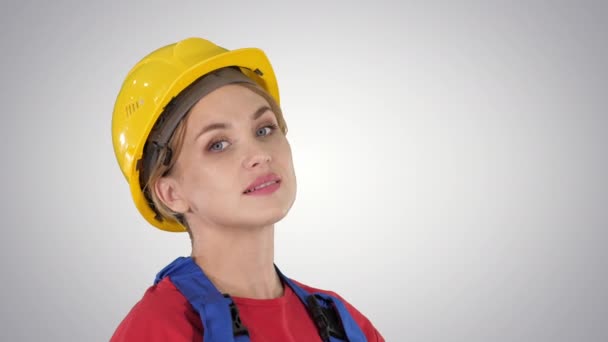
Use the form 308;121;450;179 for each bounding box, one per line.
154;176;190;214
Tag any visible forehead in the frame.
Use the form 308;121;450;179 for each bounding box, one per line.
186;84;270;124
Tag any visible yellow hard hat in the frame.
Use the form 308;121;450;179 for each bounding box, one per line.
112;37;281;232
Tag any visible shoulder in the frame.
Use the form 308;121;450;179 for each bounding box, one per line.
291;279;386;342
110;277;202;342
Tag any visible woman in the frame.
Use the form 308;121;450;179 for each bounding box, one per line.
110;37;385;342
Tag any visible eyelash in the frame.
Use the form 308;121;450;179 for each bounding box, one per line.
206;123;279;152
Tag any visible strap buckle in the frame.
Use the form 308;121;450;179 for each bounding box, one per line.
306;294;347;341
224;294;249;336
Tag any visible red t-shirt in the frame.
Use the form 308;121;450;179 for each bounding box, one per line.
111;277;384;341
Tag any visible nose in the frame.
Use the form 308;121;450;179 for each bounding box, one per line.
242;146;272;169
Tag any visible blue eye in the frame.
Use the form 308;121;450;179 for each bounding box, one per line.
207;124;278;153
257;124;278;137
208;140;230;152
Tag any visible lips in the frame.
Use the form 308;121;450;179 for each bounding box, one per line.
243;173;281;194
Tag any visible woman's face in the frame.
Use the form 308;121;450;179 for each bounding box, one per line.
162;84;297;230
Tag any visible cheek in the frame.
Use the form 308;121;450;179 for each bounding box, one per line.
279;140;294;167
182;158;237;198
176;153;211;195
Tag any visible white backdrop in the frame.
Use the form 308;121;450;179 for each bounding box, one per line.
1;1;607;341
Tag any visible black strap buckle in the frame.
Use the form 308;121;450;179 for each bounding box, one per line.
306;295;347;341
224;294;249;336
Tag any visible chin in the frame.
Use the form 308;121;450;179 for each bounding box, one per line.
248;205;292;227
252;199;295;227
239;185;296;226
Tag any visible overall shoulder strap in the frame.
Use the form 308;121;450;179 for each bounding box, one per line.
155;257;250;342
276;266;368;342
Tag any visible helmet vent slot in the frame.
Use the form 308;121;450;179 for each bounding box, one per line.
125;100;140;117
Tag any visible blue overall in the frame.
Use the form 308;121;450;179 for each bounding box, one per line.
155;257;368;342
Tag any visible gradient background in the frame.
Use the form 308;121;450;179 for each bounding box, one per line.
1;1;607;341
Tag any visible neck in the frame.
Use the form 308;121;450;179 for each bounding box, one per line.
189;223;283;300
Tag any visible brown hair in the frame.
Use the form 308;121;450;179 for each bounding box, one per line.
140;81;287;239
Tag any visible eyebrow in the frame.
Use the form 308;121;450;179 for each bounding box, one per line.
194;105;272;141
